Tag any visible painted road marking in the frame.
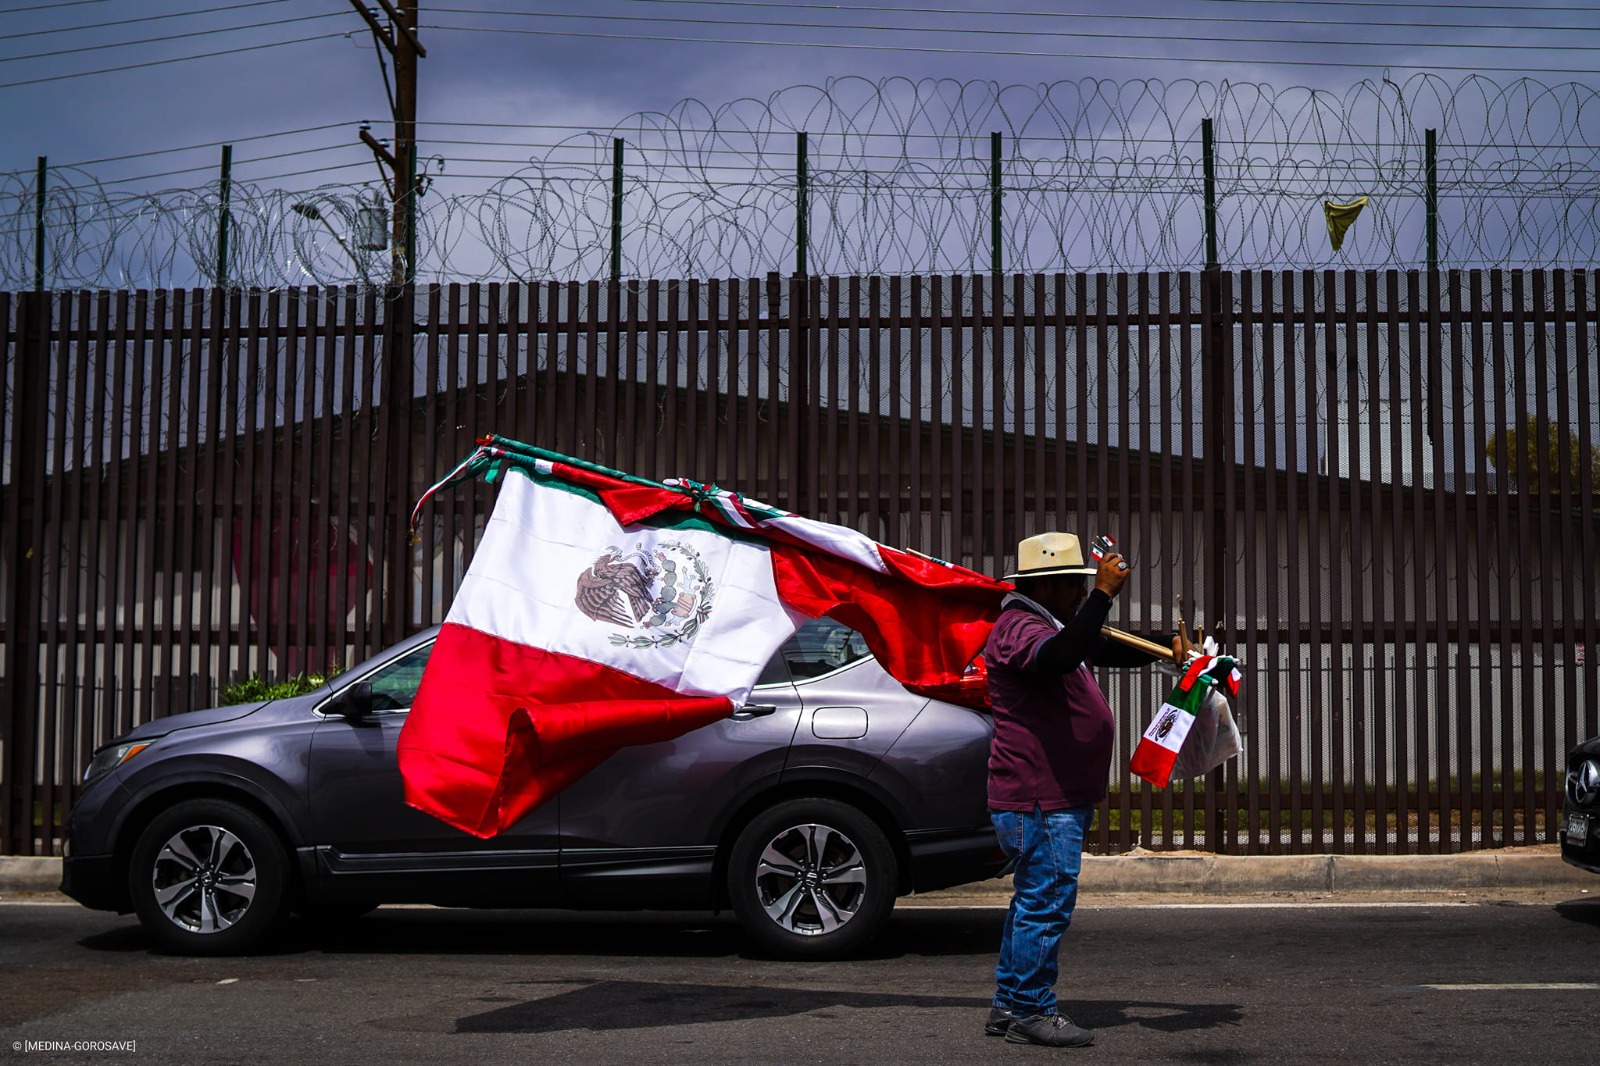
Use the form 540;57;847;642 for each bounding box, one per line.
1416;983;1600;991
901;900;1490;910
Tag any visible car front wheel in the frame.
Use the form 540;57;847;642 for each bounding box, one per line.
727;797;898;959
128;798;290;955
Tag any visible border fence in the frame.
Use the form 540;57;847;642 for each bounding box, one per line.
2;268;1597;858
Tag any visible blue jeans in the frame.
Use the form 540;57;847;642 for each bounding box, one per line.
991;804;1093;1018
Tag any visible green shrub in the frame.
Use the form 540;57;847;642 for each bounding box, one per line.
220;667;341;706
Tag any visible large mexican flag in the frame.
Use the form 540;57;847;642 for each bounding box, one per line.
399;437;1007;838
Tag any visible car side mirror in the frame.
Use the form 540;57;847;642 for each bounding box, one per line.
326;680;374;720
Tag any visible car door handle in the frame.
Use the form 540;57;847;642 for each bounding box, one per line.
731;703;778;720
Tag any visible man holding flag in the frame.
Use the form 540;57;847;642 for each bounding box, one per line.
982;532;1188;1048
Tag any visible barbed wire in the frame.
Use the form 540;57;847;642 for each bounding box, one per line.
4;74;1600;289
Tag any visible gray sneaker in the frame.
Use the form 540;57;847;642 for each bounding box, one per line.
1004;1013;1095;1048
984;1006;1015;1036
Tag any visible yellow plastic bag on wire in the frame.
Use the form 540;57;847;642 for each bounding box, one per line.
1324;197;1369;253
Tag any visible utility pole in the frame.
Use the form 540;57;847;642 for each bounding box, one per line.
347;0;424;284
346;2;425;648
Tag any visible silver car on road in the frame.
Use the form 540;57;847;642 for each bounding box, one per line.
62;616;1003;958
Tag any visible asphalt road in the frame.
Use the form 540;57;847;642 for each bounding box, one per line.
2;898;1596;1065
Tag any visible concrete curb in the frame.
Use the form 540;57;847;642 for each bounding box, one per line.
1075;846;1594;895
0;857;61;893
4;847;1593;899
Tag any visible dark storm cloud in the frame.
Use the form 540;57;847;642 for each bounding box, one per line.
7;0;1594;184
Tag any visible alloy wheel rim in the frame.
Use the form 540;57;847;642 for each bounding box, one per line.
150;824;258;933
753;822;868;936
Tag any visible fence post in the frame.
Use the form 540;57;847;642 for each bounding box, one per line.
2;292;51;853
1425;128;1438;272
1202;118;1218;270
217;145;232;289
611;137;624;284
785;271;809;514
1200;262;1232;851
990;131;1003;276
381;284;417;649
34;157;46;292
796;131;809;277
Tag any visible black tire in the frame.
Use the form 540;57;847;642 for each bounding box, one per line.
727;797;898;959
128;798;291;956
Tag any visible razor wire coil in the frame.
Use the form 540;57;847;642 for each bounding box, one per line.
4;74;1600;289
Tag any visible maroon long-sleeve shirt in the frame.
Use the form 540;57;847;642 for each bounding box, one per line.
985;590;1157;810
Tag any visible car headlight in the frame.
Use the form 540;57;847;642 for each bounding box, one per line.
82;741;150;786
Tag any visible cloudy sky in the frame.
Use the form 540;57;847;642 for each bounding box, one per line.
4;0;1598;284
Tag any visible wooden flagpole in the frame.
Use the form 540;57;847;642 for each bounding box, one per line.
1103;626;1176;659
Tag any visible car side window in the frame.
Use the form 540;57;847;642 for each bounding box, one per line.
779;617;872;680
754;644;792;687
364;643;433;713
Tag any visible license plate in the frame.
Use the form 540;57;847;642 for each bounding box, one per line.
1568;813;1590;845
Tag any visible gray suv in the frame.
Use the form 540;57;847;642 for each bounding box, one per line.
61;616;1002;958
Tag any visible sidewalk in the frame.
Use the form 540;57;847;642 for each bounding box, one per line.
910;843;1597;906
4;847;1594;905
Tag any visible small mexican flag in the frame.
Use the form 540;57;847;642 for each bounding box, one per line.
399;436;1009;838
1129;653;1243;789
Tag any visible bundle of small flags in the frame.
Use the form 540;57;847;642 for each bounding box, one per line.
1129;649;1244;789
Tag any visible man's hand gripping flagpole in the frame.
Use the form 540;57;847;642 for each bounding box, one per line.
1088;534;1200;668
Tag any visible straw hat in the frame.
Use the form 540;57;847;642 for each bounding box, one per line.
1003;532;1098;581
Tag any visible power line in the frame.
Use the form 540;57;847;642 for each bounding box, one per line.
623;0;1597;12
414;121;1600;153
228;160;373;184
0;10;353;63
425;155;1595;181
22;123;1594;180
53;123;356;169
46;158;374;189
408;171;1594;196
602;0;1600;34
83;144;362;187
1190;0;1597;11
1;0;304;43
429;7;1595;49
424;24;1600;74
416;152;1600;181
0;0;112;13
0;31;348;88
